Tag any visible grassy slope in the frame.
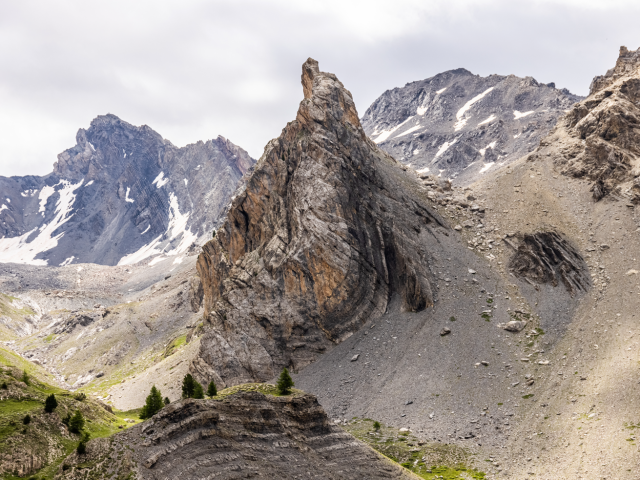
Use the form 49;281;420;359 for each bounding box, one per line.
343;419;487;480
0;346;136;479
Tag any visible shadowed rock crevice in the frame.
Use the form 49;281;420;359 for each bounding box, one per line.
194;58;445;388
509;231;590;294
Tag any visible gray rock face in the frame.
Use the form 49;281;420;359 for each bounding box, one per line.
0;114;254;266
532;46;640;201
361;69;582;184
58;392;415;480
194;59;447;388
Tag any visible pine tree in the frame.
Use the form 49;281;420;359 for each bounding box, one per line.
193;381;204;399
22;414;31;425
68;410;85;433
44;393;58;413
139;386;164;419
77;431;90;454
207;381;217;397
181;374;195;398
373;421;381;431
276;367;294;395
164;397;170;405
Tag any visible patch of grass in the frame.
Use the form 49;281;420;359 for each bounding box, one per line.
342;419;486;479
216;382;305;399
522;394;534;399
481;313;491;322
164;334;188;357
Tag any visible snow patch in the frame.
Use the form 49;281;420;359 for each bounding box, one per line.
478;114;496;126
85;180;94;186
417;167;430;174
514;110;535;119
479;141;497;156
0;179;84;265
141;225;150;235
152;172;169;188
454;87;494;131
0;205;6;212
416;105;428;116
21;189;37;197
413;149;420;155
432;138;458;162
436;87;447;94
38;185;56;214
173;256;184;265
118;192;196;266
125;187;134;203
396;125;423;138
183;179;188;186
373;116;414;143
5;198;9;203
479;162;495;174
88;142;95;151
60;256;75;266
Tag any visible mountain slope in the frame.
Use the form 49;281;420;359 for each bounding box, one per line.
0;114;254;267
362;69;582;184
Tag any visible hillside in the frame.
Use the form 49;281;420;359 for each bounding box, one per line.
361;69;582;184
57;388;418;480
0;114;254;267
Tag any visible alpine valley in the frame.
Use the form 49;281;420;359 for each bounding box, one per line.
1;46;640;480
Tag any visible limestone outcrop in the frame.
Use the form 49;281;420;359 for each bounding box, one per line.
194;59;446;387
534;46;640;201
57;391;415;480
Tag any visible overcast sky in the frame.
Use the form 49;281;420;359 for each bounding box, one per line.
0;0;638;177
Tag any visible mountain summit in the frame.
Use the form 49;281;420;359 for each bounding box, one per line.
361;69;582;183
0;114;253;266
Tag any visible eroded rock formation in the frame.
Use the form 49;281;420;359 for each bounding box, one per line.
509;231;590;294
535;46;640;201
194;59;446;387
58;391;415;479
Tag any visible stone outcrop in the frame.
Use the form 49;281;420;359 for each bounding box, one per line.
534;46;640;201
194;59;446;388
0;114;254;266
509;231;590;294
361;68;582;184
57;391;415;480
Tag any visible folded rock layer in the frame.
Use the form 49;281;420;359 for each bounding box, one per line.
194;59;446;387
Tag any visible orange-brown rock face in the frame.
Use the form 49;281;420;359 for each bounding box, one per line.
535;46;640;200
193;59;446;387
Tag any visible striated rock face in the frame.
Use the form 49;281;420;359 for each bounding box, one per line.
194;59;446;387
58;391;415;480
509;231;590;294
534;46;640;201
0;114;254;266
362;69;582;184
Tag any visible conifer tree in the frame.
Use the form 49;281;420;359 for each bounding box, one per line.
276;367;294;395
193;381;204;399
44;393;58;413
207;381;217;397
68;410;85;433
164;397;170;405
181;374;195;398
139;386;164;419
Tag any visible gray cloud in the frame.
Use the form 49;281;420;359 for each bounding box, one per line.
0;0;638;176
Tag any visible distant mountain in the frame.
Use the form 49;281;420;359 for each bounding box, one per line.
0;114;254;266
361;69;583;183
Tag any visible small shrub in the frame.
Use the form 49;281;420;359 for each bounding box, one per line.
276;368;294;395
373;421;381;431
69;410;85;433
22;370;30;385
62;413;71;427
207;381;217;397
23;414;31;425
74;392;87;401
77;441;86;454
44;393;58;413
164;397;170;405
1;381;7;389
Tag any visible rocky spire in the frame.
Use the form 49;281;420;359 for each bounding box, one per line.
193;59;447;388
